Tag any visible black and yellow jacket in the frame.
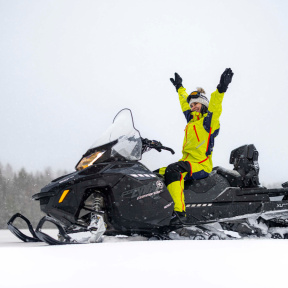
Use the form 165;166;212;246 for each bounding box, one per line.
178;87;224;176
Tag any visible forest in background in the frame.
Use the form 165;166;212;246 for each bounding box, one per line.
0;162;69;229
0;162;283;229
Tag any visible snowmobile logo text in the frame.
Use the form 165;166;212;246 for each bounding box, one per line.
136;190;162;200
121;183;163;200
277;203;288;208
59;176;75;183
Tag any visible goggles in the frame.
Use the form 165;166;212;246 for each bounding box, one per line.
189;91;202;99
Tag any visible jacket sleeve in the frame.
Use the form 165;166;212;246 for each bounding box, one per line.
203;89;224;132
208;89;224;125
178;87;192;122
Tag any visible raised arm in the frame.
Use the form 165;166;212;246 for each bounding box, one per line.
207;89;225;127
204;68;234;129
170;72;191;122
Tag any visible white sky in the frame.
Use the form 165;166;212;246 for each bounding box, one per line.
1;0;288;184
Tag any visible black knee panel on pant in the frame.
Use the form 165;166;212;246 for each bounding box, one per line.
165;161;191;186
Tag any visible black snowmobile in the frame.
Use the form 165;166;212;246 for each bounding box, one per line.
8;108;288;244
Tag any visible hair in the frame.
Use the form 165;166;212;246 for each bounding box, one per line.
196;87;206;94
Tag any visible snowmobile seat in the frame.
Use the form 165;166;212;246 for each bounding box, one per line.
213;166;241;187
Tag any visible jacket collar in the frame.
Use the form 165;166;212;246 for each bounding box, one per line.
190;111;203;122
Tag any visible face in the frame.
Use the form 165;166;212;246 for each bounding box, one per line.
190;102;202;113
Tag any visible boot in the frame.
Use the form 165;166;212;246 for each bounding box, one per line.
170;211;186;225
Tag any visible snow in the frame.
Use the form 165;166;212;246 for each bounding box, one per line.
1;230;287;288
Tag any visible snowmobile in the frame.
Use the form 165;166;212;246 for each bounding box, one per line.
7;108;288;244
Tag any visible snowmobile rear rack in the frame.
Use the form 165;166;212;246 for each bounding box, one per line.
7;213;41;242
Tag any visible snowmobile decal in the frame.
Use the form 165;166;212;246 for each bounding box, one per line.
156;180;164;189
129;174;157;179
121;181;165;200
277;203;288;208
186;204;213;207
59;175;75;183
164;202;173;209
137;190;163;200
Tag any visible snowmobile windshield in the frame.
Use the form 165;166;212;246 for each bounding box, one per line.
76;109;142;170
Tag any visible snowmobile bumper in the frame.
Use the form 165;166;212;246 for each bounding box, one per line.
7;213;42;242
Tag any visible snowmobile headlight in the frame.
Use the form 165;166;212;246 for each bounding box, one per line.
76;151;105;171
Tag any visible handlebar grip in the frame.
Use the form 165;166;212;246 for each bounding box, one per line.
161;146;175;155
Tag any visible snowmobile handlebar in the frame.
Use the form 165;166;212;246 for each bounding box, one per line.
160;145;175;155
141;138;175;155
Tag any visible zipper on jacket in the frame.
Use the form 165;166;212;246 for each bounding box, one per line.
193;125;200;142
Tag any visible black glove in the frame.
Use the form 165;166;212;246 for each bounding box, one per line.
217;68;234;93
170;73;183;92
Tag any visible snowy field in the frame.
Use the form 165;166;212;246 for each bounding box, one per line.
0;230;287;288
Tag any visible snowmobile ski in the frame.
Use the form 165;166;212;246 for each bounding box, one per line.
7;213;42;242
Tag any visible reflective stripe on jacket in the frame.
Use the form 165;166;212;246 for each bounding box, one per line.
178;87;224;173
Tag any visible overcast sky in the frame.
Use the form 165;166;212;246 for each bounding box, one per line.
1;0;288;184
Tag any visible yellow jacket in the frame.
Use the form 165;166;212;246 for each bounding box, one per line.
178;87;224;174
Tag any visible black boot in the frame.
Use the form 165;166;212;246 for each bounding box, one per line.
170;211;187;225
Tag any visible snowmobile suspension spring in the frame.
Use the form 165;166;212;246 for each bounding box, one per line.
92;193;104;212
84;192;104;212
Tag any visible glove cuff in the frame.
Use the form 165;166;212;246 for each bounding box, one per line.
176;84;183;92
217;84;227;93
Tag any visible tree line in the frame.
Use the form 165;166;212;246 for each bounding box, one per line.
0;162;68;229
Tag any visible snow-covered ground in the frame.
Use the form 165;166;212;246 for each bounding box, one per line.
0;229;287;288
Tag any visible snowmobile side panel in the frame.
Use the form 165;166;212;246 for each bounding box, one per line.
109;175;173;230
185;202;263;224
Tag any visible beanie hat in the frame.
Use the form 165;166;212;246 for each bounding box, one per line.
187;87;209;108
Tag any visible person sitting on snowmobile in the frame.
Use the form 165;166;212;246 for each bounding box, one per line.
161;68;234;223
